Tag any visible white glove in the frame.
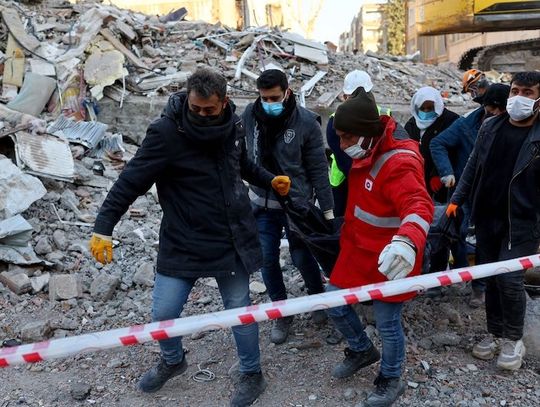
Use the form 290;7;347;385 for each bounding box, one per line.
440;175;456;188
323;209;335;220
378;236;416;280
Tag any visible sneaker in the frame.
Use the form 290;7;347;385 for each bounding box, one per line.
230;371;267;407
270;316;294;344
360;374;406;407
472;334;501;360
332;344;381;378
497;339;526;370
311;310;327;324
138;357;188;393
469;290;485;308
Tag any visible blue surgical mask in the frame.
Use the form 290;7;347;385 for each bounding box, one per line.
418;110;437;121
262;100;285;116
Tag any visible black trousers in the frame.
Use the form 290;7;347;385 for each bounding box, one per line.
476;223;538;340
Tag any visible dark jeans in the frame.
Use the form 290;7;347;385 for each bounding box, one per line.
326;284;405;378
476;223;539;340
254;207;324;301
152;257;260;373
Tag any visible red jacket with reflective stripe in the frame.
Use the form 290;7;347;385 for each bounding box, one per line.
330;116;434;302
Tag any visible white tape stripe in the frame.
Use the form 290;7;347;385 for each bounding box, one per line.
1;255;539;367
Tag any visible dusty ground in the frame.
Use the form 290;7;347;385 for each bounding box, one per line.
1;270;540;407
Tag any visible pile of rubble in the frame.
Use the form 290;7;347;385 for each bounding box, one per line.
0;0;472;297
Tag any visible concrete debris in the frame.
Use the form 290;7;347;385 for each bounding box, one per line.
90;274;120;301
133;262;155;287
0;215;33;246
49;274;82;301
19;320;52;342
30;272;50;294
0;154;46;218
0;269;32;294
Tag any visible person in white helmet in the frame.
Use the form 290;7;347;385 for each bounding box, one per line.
326;70;391;216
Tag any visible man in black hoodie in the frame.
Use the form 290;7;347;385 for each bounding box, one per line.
89;68;290;407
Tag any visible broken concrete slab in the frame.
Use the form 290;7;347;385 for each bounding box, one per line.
0;244;50;267
0;154;47;218
30;272;50;294
20;320;52;342
90;274;120;301
0;215;33;247
0;270;32;294
49;274;83;301
84;49;128;100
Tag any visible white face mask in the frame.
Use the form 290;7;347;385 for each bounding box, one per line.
344;137;373;159
506;95;539;121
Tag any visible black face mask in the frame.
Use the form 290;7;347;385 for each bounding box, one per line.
187;109;225;127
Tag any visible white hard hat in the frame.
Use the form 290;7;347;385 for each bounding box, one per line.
343;70;373;95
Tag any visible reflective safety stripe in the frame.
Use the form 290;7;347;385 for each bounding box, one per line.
354;206;400;228
329;154;346;187
249;190;282;210
377;106;392;116
354;206;430;234
402;214;430;234
369;149;417;180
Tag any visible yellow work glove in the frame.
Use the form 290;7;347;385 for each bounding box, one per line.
271;175;291;196
89;233;113;264
446;203;458;217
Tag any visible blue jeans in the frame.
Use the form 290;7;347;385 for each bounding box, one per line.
152;259;260;373
326;284;405;378
254;207;324;301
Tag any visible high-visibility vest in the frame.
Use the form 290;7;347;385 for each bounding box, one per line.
328;105;391;187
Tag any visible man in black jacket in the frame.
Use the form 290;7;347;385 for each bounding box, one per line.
242;69;334;344
448;71;540;371
89;68;290;407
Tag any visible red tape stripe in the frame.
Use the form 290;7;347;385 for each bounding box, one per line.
265;309;282;320
368;289;383;300
344;294;358;305
120;335;139;346
459;271;473;282
239;314;256;324
0;358;8;367
22;353;43;363
150;330;170;341
438;275;452;286
520;258;534;269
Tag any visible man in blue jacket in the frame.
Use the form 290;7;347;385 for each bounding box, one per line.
242;69;334;344
430;84;510;307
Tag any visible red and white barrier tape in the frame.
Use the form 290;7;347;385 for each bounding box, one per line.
1;255;539;368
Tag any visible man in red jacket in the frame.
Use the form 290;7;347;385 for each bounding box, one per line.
326;87;433;407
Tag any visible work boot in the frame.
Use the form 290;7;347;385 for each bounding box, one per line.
497;339;526;370
270;316;294;344
138;357;188;393
332;344;380;378
469;290;485;308
311;310;327;324
472;334;501;360
360;374;406;407
229;371;267;407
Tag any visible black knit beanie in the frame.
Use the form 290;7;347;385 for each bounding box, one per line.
334;87;382;137
482;83;511;108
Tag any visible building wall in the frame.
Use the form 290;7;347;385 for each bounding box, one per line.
338;1;387;53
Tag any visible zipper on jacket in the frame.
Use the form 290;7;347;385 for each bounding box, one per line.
507;155;535;250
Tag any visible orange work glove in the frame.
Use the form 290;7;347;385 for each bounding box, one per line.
429;176;443;193
446;203;458;217
271;175;291;196
89;233;113;264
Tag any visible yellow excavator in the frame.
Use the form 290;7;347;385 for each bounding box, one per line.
416;0;540;72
